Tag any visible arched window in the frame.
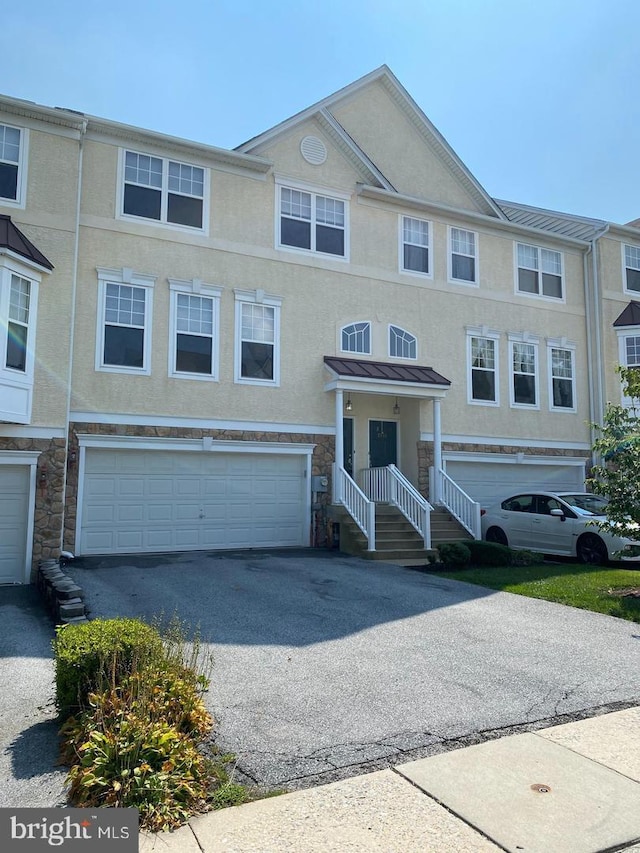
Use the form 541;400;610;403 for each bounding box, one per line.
341;322;371;354
389;325;417;359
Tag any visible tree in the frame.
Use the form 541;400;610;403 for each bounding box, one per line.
588;366;640;540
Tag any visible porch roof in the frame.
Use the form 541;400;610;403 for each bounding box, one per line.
0;215;54;271
324;355;450;391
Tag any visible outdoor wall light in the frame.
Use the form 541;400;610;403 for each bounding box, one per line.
345;395;352;412
393;397;400;415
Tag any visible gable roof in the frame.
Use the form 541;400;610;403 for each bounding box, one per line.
237;66;504;219
0;215;54;271
613;301;640;328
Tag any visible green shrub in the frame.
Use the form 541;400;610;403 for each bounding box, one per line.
53;618;164;717
510;549;543;566
60;686;212;831
437;542;471;568
467;540;512;566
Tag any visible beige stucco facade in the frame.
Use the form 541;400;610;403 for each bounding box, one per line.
1;65;638;579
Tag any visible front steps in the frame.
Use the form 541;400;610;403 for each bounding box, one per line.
332;503;473;566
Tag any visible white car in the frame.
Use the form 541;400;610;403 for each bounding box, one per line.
480;491;640;564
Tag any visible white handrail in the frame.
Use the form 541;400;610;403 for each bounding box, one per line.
333;464;376;551
431;466;481;539
361;465;432;549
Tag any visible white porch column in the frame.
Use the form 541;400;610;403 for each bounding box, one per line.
335;389;344;473
433;398;442;504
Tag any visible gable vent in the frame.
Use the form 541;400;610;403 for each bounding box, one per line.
300;135;327;165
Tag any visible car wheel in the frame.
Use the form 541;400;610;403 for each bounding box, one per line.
486;526;508;546
576;533;608;565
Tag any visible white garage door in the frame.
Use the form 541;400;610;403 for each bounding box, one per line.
80;449;308;555
0;466;30;584
445;459;586;509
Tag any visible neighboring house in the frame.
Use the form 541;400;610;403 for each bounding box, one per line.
1;66;638;583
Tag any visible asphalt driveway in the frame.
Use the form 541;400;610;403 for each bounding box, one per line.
61;550;640;789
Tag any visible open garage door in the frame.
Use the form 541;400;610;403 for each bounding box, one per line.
444;457;586;509
79;448;309;555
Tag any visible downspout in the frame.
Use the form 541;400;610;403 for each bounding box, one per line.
590;225;610;467
60;118;87;554
583;245;597;464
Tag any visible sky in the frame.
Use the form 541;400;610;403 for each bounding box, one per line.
2;0;639;224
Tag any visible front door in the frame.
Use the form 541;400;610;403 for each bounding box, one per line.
343;417;354;476
369;420;398;468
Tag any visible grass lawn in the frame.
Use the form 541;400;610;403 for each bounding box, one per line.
432;562;640;622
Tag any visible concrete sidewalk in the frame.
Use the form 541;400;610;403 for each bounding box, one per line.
141;707;640;853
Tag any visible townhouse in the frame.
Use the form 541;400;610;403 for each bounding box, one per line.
1;66;637;583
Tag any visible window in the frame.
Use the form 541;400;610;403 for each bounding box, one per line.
234;290;281;385
6;275;30;371
516;243;563;299
401;216;431;275
467;332;499;404
449;227;477;284
121;150;206;229
548;342;576;411
341;322;371;355
0;258;40;424
510;336;538;408
169;280;221;380
278;184;346;257
96;267;156;374
0;123;27;206
624;245;640;293
617;329;640;407
389;325;417;359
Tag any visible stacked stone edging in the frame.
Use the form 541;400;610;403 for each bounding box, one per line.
37;560;88;625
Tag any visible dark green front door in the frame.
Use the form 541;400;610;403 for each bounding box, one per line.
343;417;354;476
369;420;397;468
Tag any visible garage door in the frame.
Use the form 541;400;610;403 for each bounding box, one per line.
444;459;586;509
80;449;308;555
0;466;30;584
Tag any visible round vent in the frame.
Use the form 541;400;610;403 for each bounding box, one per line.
300;135;327;165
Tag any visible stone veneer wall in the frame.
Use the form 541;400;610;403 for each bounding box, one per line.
417;441;592;498
63;423;336;552
0;436;67;574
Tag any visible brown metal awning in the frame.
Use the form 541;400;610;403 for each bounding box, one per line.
324;355;450;386
0;215;54;270
613;301;640;328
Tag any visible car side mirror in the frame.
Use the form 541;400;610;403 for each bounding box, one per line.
550;508;565;520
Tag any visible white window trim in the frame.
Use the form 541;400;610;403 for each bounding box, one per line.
399;214;433;279
616;325;640;407
387;324;418;360
448;225;479;286
168;278;222;381
116;148;210;234
0;123;28;209
95;266;156;376
274;175;350;262
514;242;565;302
622;243;640;296
0;254;41;424
466;325;500;407
234;288;282;387
508;332;540;410
340;321;372;356
546;337;577;413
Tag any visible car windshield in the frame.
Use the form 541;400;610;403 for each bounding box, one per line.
560;494;609;516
